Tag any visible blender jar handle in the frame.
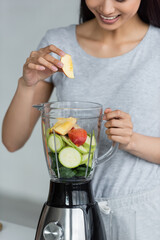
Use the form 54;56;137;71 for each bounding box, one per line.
96;115;119;165
96;142;119;165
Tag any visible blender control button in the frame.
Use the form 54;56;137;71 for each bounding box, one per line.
43;221;63;240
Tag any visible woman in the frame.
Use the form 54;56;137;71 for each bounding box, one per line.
2;0;160;239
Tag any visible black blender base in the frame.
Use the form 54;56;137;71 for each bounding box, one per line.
35;181;106;240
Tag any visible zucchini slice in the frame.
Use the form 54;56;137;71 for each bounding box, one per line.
59;147;82;168
48;134;64;152
82;153;93;167
83;134;96;149
62;136;88;154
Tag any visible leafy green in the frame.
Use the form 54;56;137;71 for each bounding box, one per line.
48;152;91;178
76;165;91;177
59;167;77;178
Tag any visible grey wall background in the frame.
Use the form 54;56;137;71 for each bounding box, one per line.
0;0;80;228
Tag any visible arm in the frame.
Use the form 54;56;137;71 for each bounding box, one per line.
2;45;65;152
2;78;53;152
104;109;160;164
123;132;160;164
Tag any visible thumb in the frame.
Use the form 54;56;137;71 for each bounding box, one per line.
103;108;112;120
104;108;112;113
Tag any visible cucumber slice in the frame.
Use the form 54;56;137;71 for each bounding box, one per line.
48;134;64;152
83;134;96;149
61;135;73;147
75;145;88;154
82;153;93;167
62;136;88;154
59;147;82;168
83;145;96;153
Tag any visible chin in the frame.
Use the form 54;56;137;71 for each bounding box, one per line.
96;15;128;32
98;21;121;31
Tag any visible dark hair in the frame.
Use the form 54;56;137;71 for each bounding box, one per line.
79;0;160;28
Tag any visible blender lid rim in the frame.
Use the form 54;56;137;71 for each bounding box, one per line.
40;100;103;110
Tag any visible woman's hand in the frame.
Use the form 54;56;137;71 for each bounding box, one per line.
103;108;133;150
23;45;65;87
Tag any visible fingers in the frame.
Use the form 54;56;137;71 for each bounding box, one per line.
104;109;133;146
26;57;58;72
23;44;65;86
107;135;132;146
103;108;112;120
26;55;63;73
26;45;65;72
105;127;133;137
37;57;58;72
45;54;64;68
105;118;133;129
104;108;112;113
27;63;46;71
106;127;133;146
43;44;65;57
104;109;131;120
30;51;38;58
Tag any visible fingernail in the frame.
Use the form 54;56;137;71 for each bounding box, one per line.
39;66;45;70
60;51;65;56
52;66;58;71
57;62;63;68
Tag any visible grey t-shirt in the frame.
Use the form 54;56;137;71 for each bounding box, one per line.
38;24;160;198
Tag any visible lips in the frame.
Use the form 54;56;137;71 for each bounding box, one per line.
99;14;120;24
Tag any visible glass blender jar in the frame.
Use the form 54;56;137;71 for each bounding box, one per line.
33;101;118;240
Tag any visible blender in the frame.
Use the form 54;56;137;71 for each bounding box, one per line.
33;101;118;240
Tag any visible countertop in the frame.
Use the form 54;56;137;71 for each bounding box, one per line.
0;220;36;240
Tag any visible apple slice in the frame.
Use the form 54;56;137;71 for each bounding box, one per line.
61;54;74;79
68;128;87;146
50;117;77;135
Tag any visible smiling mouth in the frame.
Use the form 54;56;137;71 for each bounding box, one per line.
100;14;120;20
